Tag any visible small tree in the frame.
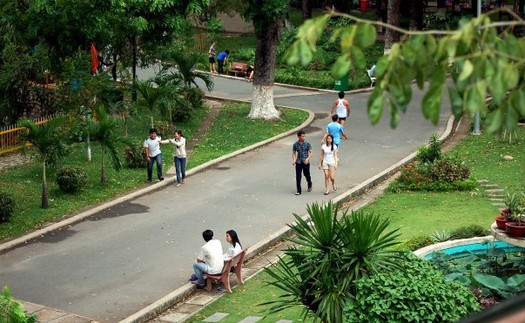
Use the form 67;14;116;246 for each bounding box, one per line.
21;117;66;209
135;80;168;128
88;106;122;183
264;202;402;322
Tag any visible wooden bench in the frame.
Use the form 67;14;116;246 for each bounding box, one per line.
227;62;248;77
203;248;247;293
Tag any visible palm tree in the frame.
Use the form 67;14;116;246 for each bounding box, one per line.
135;80;168;128
88;106;122;183
21;117;66;209
264;202;402;322
158;46;214;91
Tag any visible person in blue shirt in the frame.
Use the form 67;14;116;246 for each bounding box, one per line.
321;114;348;148
216;49;230;75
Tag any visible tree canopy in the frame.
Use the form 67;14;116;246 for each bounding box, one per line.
287;8;525;134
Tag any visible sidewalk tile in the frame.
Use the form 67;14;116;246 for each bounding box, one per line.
159;312;189;322
203;312;229;322
186;294;215;306
238;316;262;323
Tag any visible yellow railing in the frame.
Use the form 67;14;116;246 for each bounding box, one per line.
0;118;49;156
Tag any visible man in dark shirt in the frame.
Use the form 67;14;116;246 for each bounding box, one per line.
292;130;313;195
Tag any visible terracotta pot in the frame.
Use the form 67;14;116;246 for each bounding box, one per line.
360;0;368;12
495;216;510;230
505;222;525;237
500;208;511;217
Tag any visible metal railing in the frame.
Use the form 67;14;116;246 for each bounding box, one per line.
0;114;60;155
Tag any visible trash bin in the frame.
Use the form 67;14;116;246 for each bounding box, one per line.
334;74;349;91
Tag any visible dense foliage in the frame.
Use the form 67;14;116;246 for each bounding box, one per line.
0;286;37;323
345;253;479;322
124;143;147;169
0;192;16;223
56;166;88;194
264;202;403;322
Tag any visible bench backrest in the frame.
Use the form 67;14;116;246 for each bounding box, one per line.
232;62;247;70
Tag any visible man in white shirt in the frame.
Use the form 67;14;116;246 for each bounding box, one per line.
192;229;224;288
143;128;164;182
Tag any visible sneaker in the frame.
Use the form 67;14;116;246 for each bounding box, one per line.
295;192;301;195
147;178;152;182
176;183;181;187
324;191;329;195
159;177;164;181
307;186;312;192
333;187;337;192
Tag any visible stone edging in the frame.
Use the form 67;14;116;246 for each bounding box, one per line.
0;108;315;255
413;236;495;258
120;115;456;323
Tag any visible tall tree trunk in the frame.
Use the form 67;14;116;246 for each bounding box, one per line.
302;0;312;20
249;18;282;120
375;0;387;33
384;0;401;54
41;159;48;209
409;0;423;31
101;153;106;183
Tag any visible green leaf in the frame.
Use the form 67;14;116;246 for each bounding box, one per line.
388;98;400;129
401;43;417;66
422;85;443;125
510;88;525;117
298;41;313;66
458;60;473;82
507;274;525;288
286;42;300;66
448;87;463;118
489;70;505;105
368;90;384;125
354;23;376;48
350;48;366;70
485;110;503;134
331;56;351;80
473;274;507;290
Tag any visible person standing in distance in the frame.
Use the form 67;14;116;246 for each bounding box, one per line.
216;49;230;75
321;114;348;149
292;130;313;195
160;129;187;187
144;128;164;182
208;42;217;74
330;91;351;126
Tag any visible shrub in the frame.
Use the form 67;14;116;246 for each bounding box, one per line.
124;143;147;168
56;166;88;194
154;121;176;139
452;225;491;239
432;229;453;242
416;133;442;164
0;286;37;322
404;235;433;251
344;253;480;322
0;191;16;223
431;155;471;183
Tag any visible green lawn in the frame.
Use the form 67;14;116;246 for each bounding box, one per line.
0;104;308;242
184;127;525;322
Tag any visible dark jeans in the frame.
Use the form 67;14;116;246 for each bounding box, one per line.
147;154;163;180
174;157;187;183
218;60;225;74
295;162;312;193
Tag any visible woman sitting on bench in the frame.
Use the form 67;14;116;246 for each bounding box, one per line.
224;230;242;260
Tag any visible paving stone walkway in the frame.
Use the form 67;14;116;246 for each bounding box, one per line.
478;179;506;209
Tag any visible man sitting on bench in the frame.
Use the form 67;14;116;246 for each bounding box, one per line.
191;229;224;288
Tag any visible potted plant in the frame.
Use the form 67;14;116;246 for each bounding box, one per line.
495;192;518;229
505;192;525;237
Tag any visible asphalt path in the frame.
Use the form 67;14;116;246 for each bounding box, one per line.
0;74;449;321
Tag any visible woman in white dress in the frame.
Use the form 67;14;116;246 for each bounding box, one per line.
318;135;338;195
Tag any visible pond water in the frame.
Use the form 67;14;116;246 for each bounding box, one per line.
424;241;525;260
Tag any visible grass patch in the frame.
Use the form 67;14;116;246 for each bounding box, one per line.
186;270;310;323
188;103;307;168
0;104;308;242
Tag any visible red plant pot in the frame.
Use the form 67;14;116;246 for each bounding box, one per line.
360;0;368;12
495;216;510;230
505;222;525;237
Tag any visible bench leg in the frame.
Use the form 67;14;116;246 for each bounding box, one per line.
205;278;212;292
223;278;231;293
234;267;244;285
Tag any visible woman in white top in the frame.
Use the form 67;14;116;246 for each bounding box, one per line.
318;135;338;195
224;230;242;261
160;129;187;187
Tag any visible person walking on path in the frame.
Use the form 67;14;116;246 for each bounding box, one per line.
144;128;164;182
330;91;351;126
321;114;348;149
191;230;224;288
318;134;338;195
216;49;230;75
161;129;187;187
208;42;217;74
292;130;313;195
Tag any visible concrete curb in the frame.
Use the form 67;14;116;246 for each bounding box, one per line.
120;115;456;323
413;236;495;258
0;108;315;255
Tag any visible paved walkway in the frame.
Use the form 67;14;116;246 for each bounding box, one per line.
0;75;449;322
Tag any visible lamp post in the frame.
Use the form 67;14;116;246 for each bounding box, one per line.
472;0;482;135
